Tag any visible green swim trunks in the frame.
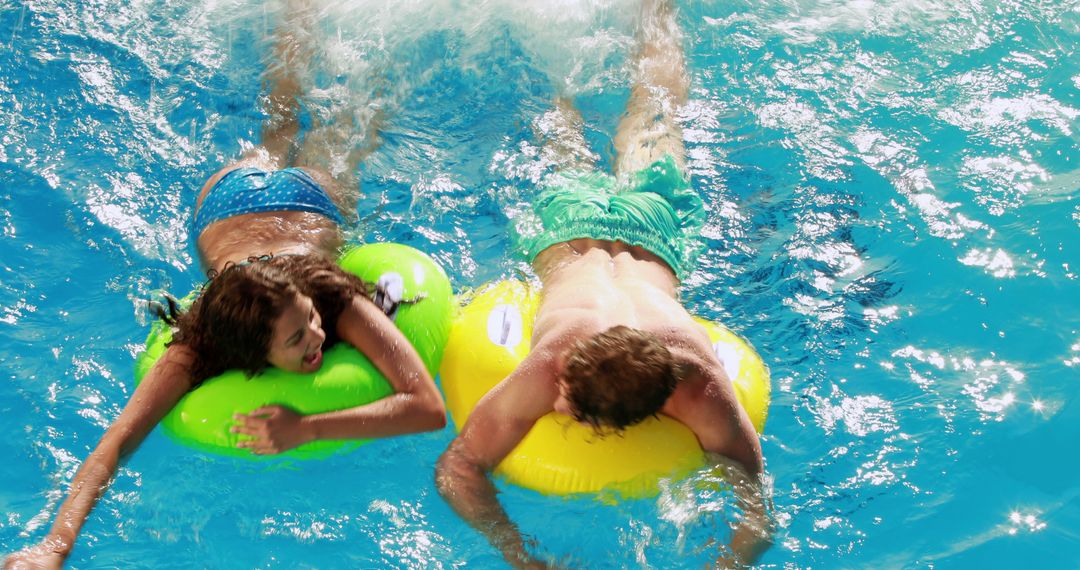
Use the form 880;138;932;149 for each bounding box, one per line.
513;155;705;279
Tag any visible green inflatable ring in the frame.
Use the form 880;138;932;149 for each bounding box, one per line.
134;243;453;459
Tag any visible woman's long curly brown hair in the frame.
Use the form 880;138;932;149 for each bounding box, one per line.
156;254;369;386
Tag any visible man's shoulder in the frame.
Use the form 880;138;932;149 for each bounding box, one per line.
532;307;605;349
471;340;563;423
648;317;712;351
655;319;729;385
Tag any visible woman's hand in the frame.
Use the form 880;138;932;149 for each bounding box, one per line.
4;535;69;570
232;405;313;455
7;345;195;566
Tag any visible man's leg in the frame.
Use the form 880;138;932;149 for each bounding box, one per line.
536;96;597;173
613;0;688;178
526;96;604;279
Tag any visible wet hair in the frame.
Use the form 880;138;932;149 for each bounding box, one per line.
155;254;369;386
560;325;681;432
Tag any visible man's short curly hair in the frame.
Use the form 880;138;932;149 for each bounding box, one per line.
560;325;680;432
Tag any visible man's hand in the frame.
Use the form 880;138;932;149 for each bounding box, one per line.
704;454;774;569
233;405;313;454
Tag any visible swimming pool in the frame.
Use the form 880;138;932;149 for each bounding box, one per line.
2;0;1077;567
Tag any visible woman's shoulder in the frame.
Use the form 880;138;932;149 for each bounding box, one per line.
144;343;200;391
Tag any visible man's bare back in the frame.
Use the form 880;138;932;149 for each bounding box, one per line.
531;237;758;456
531;238;707;378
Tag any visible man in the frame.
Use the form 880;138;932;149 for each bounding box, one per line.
436;0;772;568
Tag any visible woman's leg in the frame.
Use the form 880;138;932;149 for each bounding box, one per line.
613;0;688;178
196;0;315;208
295;99;384;189
259;0;312;167
197;0;363;216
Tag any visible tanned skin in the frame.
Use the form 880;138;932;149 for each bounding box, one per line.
436;1;772;567
5;2;441;567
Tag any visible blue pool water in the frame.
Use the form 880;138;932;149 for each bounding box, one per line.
2;0;1078;567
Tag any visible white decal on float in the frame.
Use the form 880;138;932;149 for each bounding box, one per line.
713;342;741;381
374;272;405;321
488;304;523;348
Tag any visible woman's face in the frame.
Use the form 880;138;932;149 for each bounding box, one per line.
267;293;326;373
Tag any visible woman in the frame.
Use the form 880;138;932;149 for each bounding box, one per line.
5;3;444;567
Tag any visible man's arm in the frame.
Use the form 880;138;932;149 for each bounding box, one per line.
436;347;560;570
664;351;773;568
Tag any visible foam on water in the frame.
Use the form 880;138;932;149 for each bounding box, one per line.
1;0;1077;567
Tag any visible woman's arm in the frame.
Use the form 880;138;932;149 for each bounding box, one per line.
4;345;195;569
233;295;446;455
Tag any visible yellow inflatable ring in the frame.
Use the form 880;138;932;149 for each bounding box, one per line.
439;280;770;498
